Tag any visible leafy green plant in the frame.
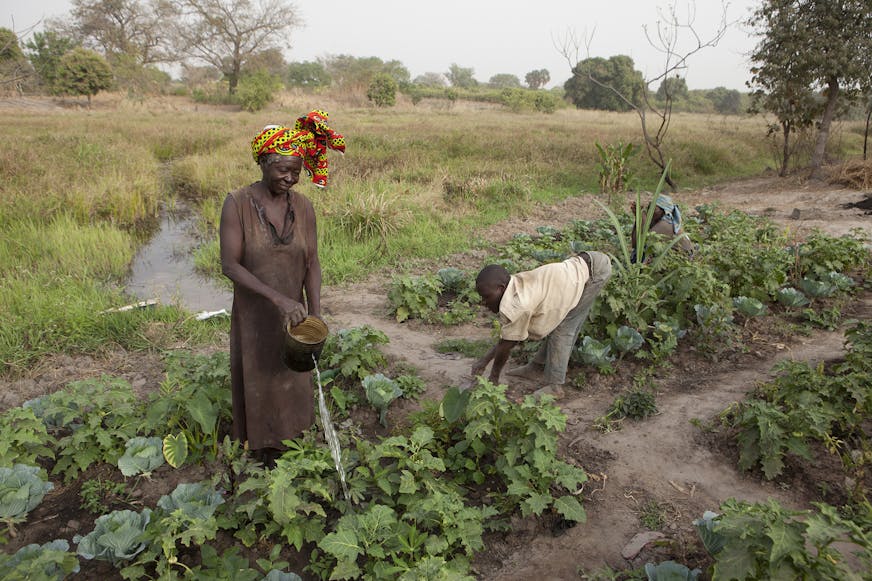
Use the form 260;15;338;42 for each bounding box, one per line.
79;478;130;515
145;351;231;460
595;140;637;199
74;508;152;566
387;274;442;322
434;338;491;359
50;377;142;483
436;267;467;293
798;277;837;298
610;390;658;420
644;561;700;581
775;287;809;307
0;407;55;468
396;374;427;399
576;336;616;374
321;326;390;381
700;500;872;580
118;436;165;477
162;432;188;468
612;325;644;359
732;296;767;318
0;539;79;579
794;229;869;279
363;373;404;427
0;464;53;537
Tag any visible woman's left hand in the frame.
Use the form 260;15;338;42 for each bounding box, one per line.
277;296;307;327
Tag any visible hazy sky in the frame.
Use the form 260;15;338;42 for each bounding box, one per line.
2;0;760;91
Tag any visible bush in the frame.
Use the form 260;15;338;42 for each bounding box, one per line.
366;73;397;107
235;70;282;112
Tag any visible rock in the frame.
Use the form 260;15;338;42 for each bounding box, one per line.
621;531;665;560
790;208;804;220
66;519;80;531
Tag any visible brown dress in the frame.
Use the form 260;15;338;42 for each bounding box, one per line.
226;185;318;450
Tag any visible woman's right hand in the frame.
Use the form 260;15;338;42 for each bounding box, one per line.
276;296;307;328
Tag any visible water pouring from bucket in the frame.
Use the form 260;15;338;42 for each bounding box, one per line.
284;317;349;502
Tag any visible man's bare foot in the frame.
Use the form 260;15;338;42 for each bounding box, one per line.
505;363;544;381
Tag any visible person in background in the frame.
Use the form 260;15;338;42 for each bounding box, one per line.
471;251;612;398
219;124;323;467
630;193;695;262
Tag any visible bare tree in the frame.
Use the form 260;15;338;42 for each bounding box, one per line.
59;0;173;65
169;0;300;94
557;2;729;190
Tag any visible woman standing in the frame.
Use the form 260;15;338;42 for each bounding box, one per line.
219;125;322;465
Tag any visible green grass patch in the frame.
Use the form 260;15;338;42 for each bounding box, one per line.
434;338;492;359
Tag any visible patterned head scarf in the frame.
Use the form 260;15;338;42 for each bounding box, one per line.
292;109;346;188
655;194;682;234
250;125;304;163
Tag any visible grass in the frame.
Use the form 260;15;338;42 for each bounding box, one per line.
1;92;867;374
434;338;492;359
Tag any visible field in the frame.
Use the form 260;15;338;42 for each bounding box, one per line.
0;92;871;580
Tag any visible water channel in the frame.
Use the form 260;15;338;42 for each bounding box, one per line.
126;203;232;314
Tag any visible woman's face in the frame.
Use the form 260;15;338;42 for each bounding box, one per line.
262;156;302;195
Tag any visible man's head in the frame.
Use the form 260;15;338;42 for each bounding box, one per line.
475;264;510;313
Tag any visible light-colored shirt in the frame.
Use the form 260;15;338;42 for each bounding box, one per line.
499;256;590;341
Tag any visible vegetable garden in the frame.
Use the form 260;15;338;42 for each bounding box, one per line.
1;184;870;580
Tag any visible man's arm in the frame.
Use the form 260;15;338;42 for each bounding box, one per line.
471;339;518;384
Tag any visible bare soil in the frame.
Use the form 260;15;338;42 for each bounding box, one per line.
1;173;870;579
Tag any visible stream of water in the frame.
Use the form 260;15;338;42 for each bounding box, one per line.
126;203;232;314
313;356;350;502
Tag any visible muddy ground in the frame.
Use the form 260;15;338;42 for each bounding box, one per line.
2;173;870;579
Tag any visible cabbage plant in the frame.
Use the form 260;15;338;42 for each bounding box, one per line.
822;271;854;291
799;278;837;298
75;508;152;565
0;464;53;536
733;296;767;318
118;436;166;477
0;539;79;579
577;336;615;373
613;326;644;358
775;287;809;307
157;482;224;520
362;374;404;427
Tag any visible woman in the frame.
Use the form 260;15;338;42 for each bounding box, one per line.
219;124;322;466
630;193;695;262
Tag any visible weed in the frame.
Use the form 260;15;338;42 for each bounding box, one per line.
80;478;130;514
434;338;492;359
639;500;666;530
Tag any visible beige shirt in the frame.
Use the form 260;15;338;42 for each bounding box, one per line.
499;256;590;341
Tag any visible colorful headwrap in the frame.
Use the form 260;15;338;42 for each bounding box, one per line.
655;194;682;234
292;109;346;188
250;125;304;163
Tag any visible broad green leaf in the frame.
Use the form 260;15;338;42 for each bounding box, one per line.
187;391;218;435
440;386;471;423
319;528;362;562
552;495;587;523
712;542;756;581
162;433;188;468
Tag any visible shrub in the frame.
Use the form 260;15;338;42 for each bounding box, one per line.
235;70;282;112
367;73;397;107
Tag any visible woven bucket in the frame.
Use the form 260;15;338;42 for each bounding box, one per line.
284;316;328;372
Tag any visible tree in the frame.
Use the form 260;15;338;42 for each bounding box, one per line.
320;55;408;92
55;47;113;106
413;72;446;87
242;47;287;77
525;68;550;89
236;68;281;111
488;73;521;89
656;76;688;102
286;61;330;88
24;31;78;92
706;87;743;115
563;55;645;112
748;0;872;176
446;63;477;88
169;0;301;95
367;73;397;107
0;28;33;93
559;2;729;190
64;0;171;65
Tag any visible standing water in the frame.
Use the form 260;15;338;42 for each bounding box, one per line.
313;356;350;502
